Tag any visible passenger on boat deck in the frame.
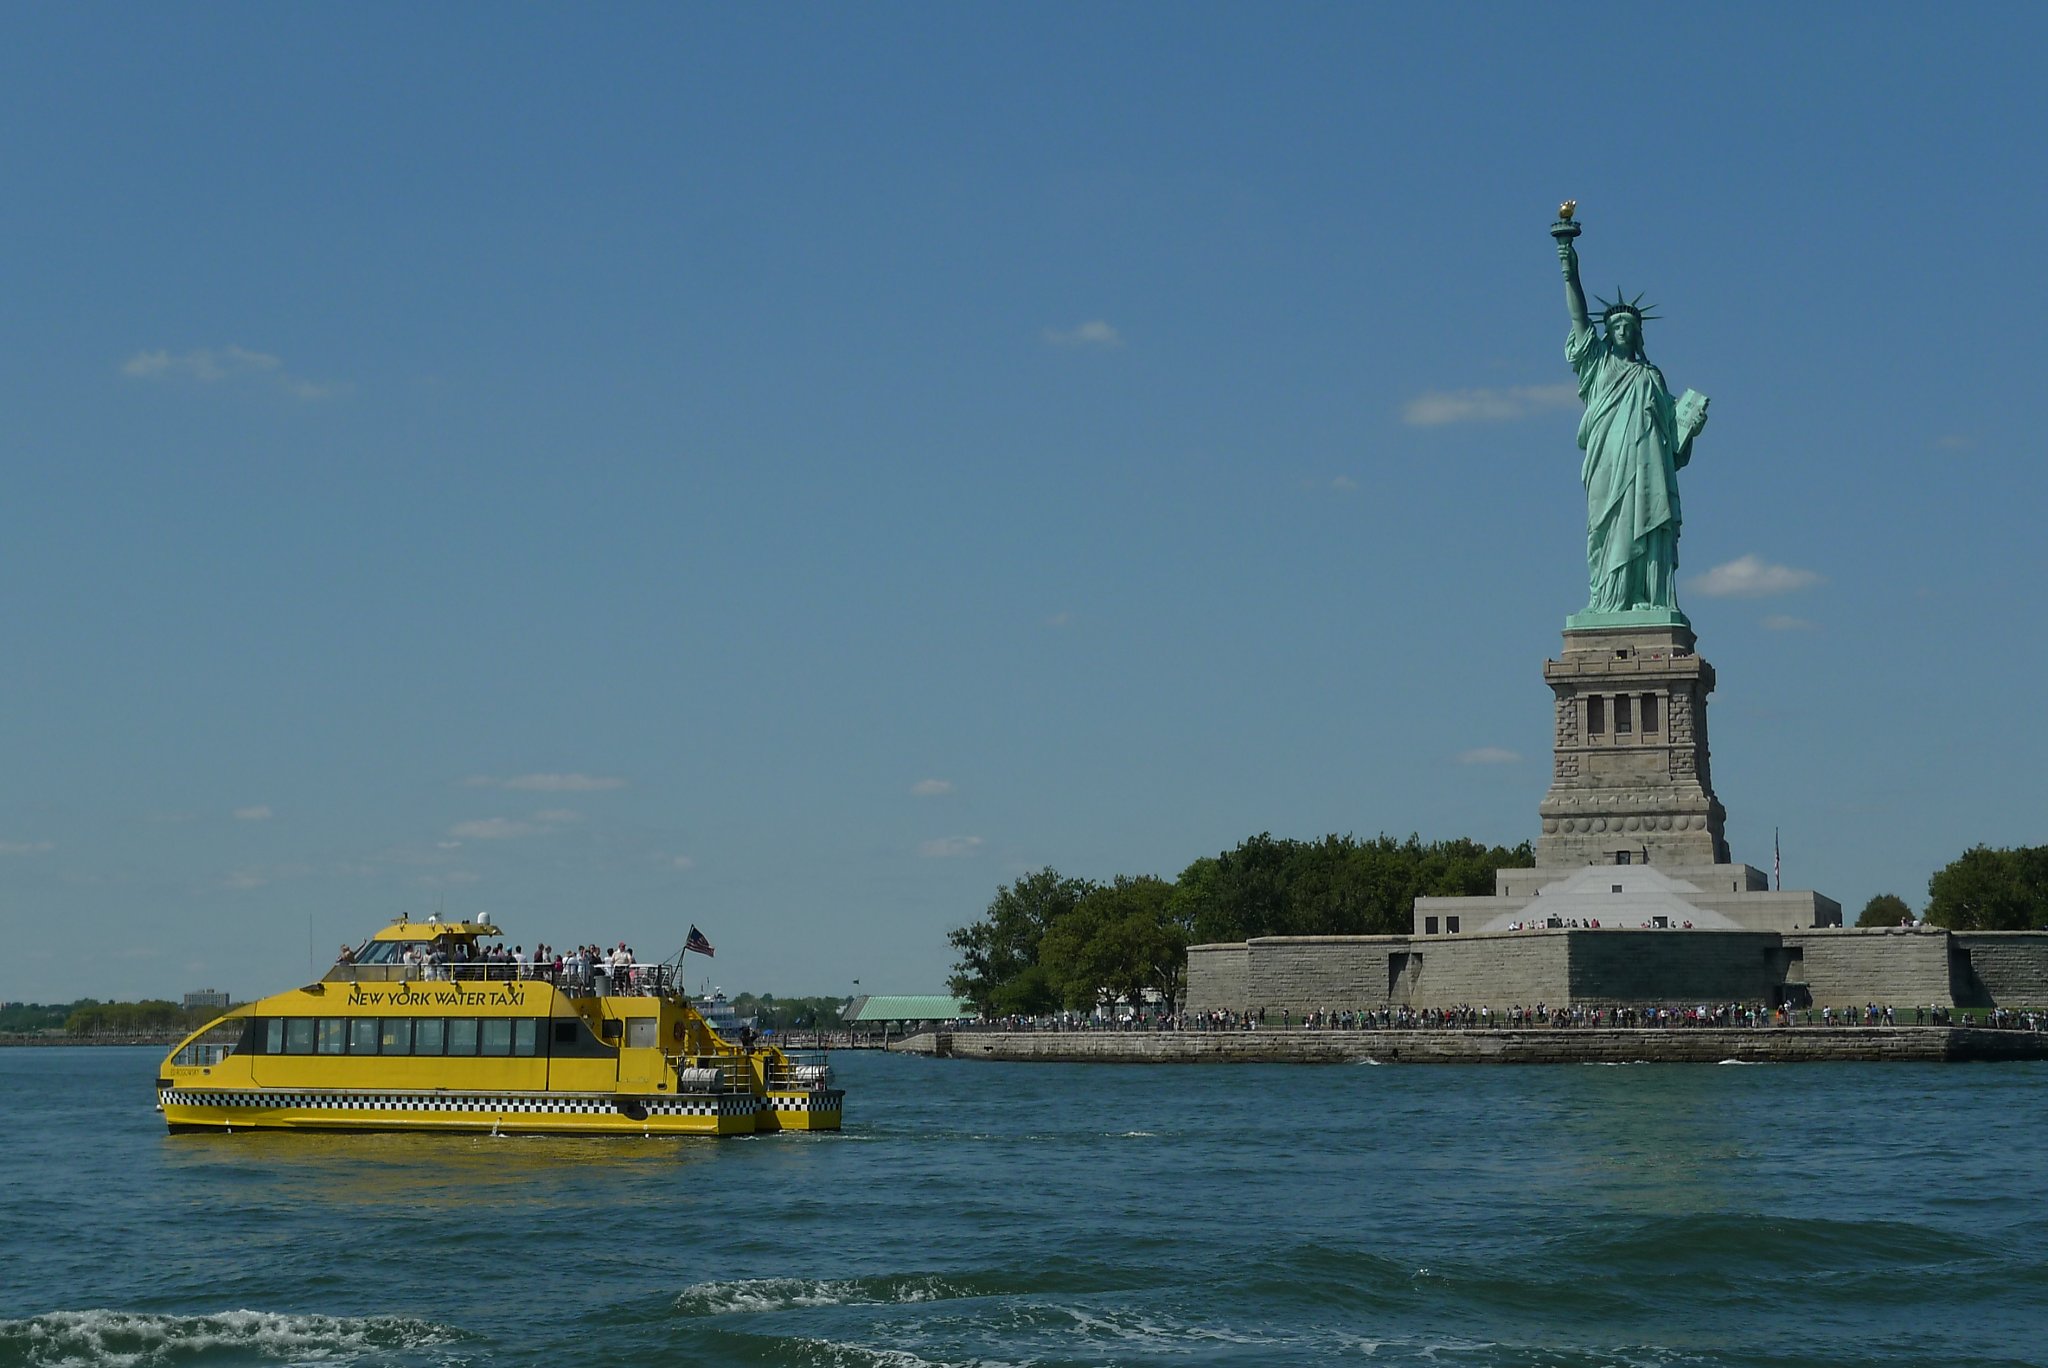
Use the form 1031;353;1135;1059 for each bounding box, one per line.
337;944;354;965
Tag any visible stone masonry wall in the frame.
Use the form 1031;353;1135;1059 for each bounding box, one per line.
1785;929;1954;1007
1245;937;1399;1013
1400;936;1571;1007
1950;933;2048;1006
1240;934;1574;1014
1184;943;1248;1015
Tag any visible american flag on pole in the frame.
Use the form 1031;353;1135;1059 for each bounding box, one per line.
685;925;715;957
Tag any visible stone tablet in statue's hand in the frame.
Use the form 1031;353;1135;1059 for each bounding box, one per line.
1677;389;1709;438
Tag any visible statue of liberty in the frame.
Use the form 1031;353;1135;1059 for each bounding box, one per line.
1552;204;1709;625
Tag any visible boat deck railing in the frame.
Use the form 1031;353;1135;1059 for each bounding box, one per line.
333;961;684;998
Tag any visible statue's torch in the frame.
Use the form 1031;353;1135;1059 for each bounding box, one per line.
1550;199;1581;243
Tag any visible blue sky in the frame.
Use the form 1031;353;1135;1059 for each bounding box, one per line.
4;5;2044;1003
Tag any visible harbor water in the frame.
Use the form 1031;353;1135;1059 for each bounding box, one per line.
2;1046;2042;1367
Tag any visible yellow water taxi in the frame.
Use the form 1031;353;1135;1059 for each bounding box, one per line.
156;914;843;1136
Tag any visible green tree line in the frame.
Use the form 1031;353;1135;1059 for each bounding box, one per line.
947;832;1534;1017
726;993;848;1031
1858;845;2048;931
0;999;230;1036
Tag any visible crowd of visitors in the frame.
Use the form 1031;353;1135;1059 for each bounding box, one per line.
342;939;672;995
962;1002;2047;1032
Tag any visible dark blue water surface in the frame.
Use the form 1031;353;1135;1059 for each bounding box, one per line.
2;1046;2042;1367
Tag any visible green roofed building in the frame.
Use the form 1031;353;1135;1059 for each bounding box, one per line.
843;995;975;1026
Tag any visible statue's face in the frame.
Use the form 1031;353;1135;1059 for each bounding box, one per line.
1607;312;1638;352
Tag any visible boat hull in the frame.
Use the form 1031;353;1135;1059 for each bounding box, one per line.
160;1086;843;1136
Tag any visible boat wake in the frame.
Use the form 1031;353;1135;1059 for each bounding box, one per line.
0;1309;470;1368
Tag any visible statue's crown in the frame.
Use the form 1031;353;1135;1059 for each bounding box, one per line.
1596;289;1659;325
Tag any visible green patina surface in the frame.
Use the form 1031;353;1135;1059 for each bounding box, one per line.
1551;208;1710;627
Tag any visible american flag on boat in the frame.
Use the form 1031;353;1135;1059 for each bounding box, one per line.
684;925;716;957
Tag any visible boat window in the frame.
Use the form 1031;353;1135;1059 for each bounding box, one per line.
349;1019;379;1054
285;1019;315;1054
514;1019;538;1056
265;1019;284;1055
414;1018;445;1055
354;942;401;964
480;1019;512;1056
379;1019;412;1055
447;1018;479;1055
553;1021;579;1044
317;1019;348;1055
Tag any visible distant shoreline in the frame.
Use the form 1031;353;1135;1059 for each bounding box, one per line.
0;1035;183;1048
890;1026;2048;1065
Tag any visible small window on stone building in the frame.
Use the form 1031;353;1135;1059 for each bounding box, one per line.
1615;695;1632;734
1615;851;1631;865
1425;916;1440;935
1641;694;1659;733
1611;884;1623;893
1588;696;1605;735
1446;916;1460;934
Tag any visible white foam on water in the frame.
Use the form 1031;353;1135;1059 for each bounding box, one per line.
1052;1305;1280;1348
674;1275;965;1316
0;1309;465;1368
1111;1131;1158;1138
1716;1058;1764;1065
774;1337;1032;1368
1356;1057;1383;1066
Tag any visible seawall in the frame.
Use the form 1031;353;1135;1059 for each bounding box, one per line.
888;1027;2048;1065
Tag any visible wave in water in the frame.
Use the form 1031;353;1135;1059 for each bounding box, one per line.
675;1275;982;1317
0;1310;469;1368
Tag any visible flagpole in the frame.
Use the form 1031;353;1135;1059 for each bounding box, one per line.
1774;827;1781;892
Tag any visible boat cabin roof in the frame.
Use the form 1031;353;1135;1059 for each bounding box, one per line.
370;916;503;944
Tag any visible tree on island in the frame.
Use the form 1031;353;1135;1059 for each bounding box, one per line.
1038;875;1189;1016
1924;845;2048;931
945;833;1532;1017
947;868;1094;1016
1855;893;1913;928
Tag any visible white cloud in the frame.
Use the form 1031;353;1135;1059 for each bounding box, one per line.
1044;611;1073;628
1330;475;1359;493
918;835;985;859
233;805;273;822
0;840;53;855
446;809;580;841
1456;747;1521;765
448;817;542;841
668;855;696;870
1042;320;1123;348
1690;554;1823;598
1402;384;1578;426
1762;614;1816;631
910;778;954;797
465;773;627;792
121;345;347;400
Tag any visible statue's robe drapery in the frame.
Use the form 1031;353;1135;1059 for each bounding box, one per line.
1567;321;1687;612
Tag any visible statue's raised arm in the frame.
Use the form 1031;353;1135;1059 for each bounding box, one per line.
1554;200;1590;331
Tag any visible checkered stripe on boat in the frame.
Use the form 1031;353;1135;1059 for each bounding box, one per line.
159;1089;762;1116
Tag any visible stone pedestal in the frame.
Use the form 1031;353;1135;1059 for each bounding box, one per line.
1535;623;1731;866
